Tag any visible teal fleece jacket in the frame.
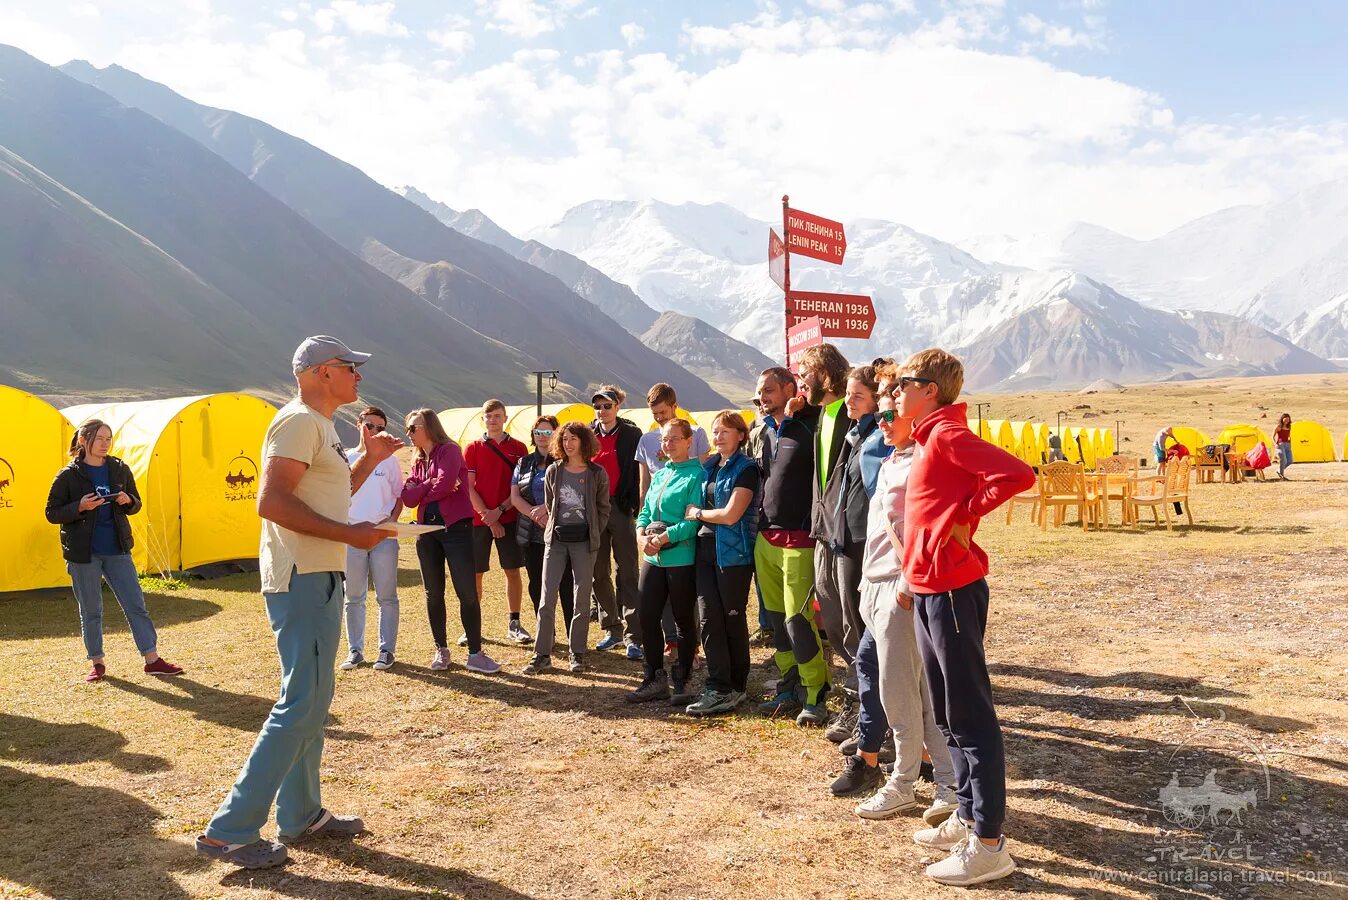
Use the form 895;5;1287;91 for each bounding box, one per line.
635;457;706;567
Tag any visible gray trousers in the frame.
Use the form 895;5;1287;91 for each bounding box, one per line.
814;541;858;694
592;506;639;642
859;574;955;790
834;541;868;693
537;540;597;658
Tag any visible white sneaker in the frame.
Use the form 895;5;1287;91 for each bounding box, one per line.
372;651;394;671
456;633;469;648
854;775;919;820
926;835;1016;886
465;651;501;674
923;784;959;826
913;811;971;850
338;650;363;670
507;620;532;644
429;648;451;671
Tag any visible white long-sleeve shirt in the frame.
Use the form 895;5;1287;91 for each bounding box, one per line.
861;444;915;593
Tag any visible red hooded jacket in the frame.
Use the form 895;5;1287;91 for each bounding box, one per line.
903;403;1036;594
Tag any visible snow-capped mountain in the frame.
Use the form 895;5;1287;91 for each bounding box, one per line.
528;199;1337;390
958;179;1348;355
529;199;999;361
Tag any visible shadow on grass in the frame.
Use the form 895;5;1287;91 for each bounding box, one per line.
105;676;276;733
994;666;1347;892
992;664;1311;734
0;713;170;773
0;590;222;641
220;840;538;898
0;765;205;898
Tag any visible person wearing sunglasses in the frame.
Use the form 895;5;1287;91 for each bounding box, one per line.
509;416;574;638
588;385;643;659
831;367;957;829
401;408;501;676
338;406;405;672
197;335;403;870
897;349;1034;887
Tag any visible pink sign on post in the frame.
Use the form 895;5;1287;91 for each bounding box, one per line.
787;316;824;373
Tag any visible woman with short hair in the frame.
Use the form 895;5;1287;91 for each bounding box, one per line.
523;421;610;674
684;411;759;716
401;408;500;674
45;419;184;682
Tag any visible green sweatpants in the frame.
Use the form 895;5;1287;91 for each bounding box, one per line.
754;534;829;706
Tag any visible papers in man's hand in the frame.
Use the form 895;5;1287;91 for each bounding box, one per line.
374;520;444;536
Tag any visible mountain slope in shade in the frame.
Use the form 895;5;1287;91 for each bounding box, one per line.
63;60;729;408
0;45;523;415
951;273;1335;391
399;187;659;335
639;312;777;405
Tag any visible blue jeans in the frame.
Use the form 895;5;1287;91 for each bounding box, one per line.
206;570;342;844
68;554;157;659
344;538;399;655
1277;441;1292;477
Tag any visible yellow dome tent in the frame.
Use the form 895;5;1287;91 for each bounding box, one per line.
1343;430;1348;463
968;418;992;442
1289;420;1336;462
626;406;695;433
984;419;1015;454
690;409;760;433
0;385;74;592
1170;426;1210;453
504;403;592;444
63;394;277;575
1030;424;1051;464
1217;424;1271;457
1007;421;1040;465
434;407;486;446
1097;428;1116;458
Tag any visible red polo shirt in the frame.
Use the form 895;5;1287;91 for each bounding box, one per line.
593;424;621;497
464;433;528;525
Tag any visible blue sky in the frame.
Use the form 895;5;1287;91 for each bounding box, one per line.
5;0;1348;241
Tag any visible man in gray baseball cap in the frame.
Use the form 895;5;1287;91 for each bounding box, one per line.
292;334;371;374
198;335;400;869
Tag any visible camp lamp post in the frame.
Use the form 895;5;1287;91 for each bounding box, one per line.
974;402;990;437
529;370;560;418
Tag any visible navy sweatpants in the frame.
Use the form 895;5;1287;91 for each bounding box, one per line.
912;578;1005;838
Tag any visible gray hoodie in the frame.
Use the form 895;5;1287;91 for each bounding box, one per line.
861;444;915;592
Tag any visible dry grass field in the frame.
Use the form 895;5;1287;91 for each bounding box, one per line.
2;375;1346;899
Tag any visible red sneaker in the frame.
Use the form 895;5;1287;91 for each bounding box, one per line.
144;657;184;677
85;663;106;683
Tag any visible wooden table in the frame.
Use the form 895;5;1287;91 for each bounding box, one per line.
1222;452;1245;483
1086;472;1135;527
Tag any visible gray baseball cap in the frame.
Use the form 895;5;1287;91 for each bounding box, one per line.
292;335;371;374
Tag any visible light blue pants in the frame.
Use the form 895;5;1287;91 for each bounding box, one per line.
68;554;157;660
205;570;342;844
1277;441;1292;478
344;538;400;656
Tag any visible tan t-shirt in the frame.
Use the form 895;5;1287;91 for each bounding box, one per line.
259;399;351;593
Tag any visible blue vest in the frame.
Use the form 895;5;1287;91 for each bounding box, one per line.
703;451;759;568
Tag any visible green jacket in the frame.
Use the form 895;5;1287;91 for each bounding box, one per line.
635;457;705;567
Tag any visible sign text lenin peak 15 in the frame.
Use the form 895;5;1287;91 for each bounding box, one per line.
784;207;846;265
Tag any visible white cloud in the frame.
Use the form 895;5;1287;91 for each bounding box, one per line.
1018;13;1101;49
428;28;474;55
619;22;645;47
313;0;409;37
477;0;565;39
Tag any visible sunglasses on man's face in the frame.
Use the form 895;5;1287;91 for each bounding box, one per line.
533;429;554;437
878;409;897;424
593;402;614;411
362;422;385;432
898;376;936;391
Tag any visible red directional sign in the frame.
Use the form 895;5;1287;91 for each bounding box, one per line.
785;207;846;265
787;316;824;373
787;291;875;340
768;228;786;289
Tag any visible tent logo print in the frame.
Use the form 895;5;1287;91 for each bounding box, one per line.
224;454;259;502
0;457;13;509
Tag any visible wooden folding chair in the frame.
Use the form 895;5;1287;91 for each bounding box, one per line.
1005;471;1044;525
1193;445;1224;484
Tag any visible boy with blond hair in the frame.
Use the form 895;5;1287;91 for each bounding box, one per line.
897;348;1035;887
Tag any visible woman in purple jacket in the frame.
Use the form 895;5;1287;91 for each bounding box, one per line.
401;409;500;675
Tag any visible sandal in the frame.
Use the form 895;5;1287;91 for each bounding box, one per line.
279;808;365;844
195;836;288;868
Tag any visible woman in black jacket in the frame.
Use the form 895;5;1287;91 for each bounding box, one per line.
45;420;184;683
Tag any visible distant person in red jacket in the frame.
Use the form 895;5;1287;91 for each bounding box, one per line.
896;347;1034;888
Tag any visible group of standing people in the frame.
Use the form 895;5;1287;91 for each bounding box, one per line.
48;332;1034;886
